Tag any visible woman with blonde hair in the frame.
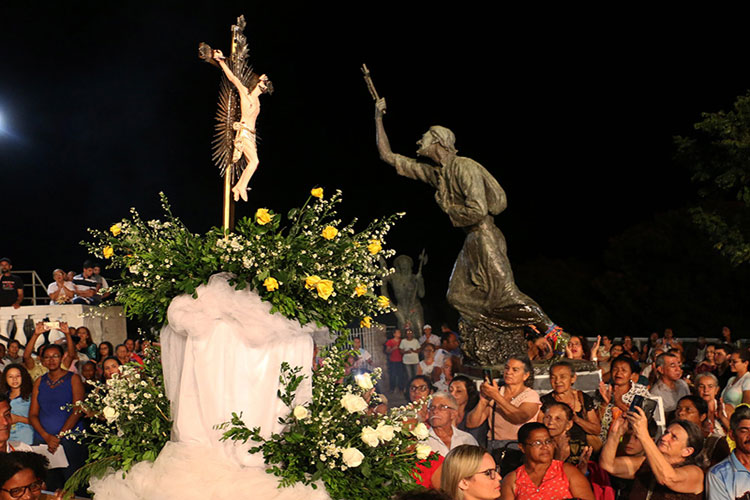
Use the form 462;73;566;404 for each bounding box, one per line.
440;444;500;500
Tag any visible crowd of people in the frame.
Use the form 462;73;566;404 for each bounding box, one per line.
0;286;745;500
0;322;141;496
366;325;749;499
0;257;112;309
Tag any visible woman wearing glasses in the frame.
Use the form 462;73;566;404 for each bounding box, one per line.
28;343;85;491
500;422;594;500
502;422;594;500
0;451;63;499
407;375;435;423
440;444;501;500
720;349;750;428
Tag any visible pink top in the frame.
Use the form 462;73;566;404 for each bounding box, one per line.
514;460;572;500
491;386;541;440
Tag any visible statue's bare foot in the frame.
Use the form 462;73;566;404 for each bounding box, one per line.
232;184;248;202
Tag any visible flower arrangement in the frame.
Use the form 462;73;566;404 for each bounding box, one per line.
63;345;171;492
218;338;437;499
84;189;402;331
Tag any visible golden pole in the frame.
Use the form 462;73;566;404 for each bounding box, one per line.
223;169;233;231
222;28;240;232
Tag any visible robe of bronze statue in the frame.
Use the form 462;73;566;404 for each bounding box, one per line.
373;97;560;364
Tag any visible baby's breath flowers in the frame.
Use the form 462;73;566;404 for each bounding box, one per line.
62;345;170;492
83;189;402;330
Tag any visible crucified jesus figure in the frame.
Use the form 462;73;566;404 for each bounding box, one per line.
213;49;272;202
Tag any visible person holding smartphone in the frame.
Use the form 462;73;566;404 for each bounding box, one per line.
599;407;705;499
466;357;540;452
597;355;651;443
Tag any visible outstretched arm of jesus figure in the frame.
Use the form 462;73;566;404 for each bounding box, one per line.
214;50;246;93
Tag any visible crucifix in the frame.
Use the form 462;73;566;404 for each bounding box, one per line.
199;15;273;231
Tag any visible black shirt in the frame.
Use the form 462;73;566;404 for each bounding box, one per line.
0;274;23;306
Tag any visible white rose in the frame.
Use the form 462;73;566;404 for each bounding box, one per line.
340;394;368;413
293;405;309;420
361;426;380;447
375;423;396;442
411;422;429;440
102;406;118;423
416;443;431;460
341;447;364;468
356;373;374;390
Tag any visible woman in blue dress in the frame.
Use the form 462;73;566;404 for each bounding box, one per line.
29;344;86;490
0;363;34;444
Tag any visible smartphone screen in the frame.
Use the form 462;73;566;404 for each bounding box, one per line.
629;394;644;413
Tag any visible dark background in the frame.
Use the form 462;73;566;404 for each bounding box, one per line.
1;5;748;338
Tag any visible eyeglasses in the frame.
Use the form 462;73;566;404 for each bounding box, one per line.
525;438;554;448
473;466;501;480
410;385;429;392
42;354;61;360
2;479;43;498
428;404;456;412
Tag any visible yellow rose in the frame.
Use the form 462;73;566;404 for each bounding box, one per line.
360;316;372;328
367;239;382;255
305;275;321;290
103;246;114;259
377;295;390;309
263;277;279;292
315;279;334;300
311;187;324;199
354;284;367;297
321;226;338;240
110;223;122;236
255;208;272;225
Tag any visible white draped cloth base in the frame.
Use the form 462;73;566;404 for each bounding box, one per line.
89;274;331;499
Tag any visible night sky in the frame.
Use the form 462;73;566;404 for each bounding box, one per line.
2;5;748;333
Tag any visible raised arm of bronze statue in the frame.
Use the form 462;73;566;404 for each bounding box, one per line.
374;97;396;165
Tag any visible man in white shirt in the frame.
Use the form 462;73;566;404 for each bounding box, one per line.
649;352;690;414
425;392;478;456
419;324;441;349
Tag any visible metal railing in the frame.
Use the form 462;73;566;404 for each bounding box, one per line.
14;270;51;306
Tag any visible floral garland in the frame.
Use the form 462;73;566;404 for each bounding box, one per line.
62;345;171;492
83;188;402;330
218;337;436;499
